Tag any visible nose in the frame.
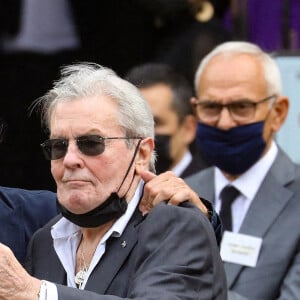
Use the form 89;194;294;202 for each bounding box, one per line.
216;107;237;130
62;141;84;169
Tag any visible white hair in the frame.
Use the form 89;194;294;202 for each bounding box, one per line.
34;62;156;171
194;41;282;96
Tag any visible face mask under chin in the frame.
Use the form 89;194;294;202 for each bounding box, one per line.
57;192;128;228
57;139;142;227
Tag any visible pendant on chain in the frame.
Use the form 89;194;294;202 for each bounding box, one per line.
75;268;88;287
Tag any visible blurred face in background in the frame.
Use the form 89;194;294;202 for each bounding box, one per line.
140;83;196;173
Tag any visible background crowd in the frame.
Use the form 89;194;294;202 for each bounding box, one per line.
1;0;299;191
0;1;300;299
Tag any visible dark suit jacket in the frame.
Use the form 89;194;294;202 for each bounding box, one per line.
185;148;300;299
181;152;211;179
26;202;227;299
0;186;57;263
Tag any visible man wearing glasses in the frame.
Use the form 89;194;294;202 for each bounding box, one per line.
186;41;300;299
0;63;226;299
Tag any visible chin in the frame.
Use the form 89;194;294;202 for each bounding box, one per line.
58;190;90;213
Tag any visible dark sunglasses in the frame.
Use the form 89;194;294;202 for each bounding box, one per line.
40;135;142;160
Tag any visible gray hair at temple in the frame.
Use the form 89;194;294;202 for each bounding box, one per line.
34;62;156;172
194;41;282;98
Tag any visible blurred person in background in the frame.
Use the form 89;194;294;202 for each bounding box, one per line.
224;0;300;51
186;41;300;299
126;63;210;177
0;0;80;191
142;0;232;83
0;0;231;190
0;121;57;263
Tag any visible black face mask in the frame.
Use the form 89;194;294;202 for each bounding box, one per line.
57;193;127;228
57;140;142;228
155;134;173;174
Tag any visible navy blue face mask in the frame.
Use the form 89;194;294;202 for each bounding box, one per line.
196;121;266;175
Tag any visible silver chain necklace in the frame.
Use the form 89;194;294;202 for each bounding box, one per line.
75;238;89;288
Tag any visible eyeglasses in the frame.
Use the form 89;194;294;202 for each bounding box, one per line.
40;135;142;160
193;95;276;123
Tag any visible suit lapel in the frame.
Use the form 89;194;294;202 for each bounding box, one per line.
25;215;67;284
181;154;211;178
50;255;67;284
225;149;296;288
185;167;215;204
85;209;143;293
201;169;215;204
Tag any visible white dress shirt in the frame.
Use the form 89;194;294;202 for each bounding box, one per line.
215;141;278;232
172;150;192;177
42;181;144;299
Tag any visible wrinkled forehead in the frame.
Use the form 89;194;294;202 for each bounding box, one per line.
49;96;122;136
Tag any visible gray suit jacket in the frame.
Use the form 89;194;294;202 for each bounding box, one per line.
185;149;300;299
25;201;227;299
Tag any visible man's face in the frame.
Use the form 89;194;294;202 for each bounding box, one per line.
194;53;280;152
49;96;141;214
140;83;195;170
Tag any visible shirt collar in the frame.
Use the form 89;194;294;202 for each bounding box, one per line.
215;141;278;200
172;150;192;177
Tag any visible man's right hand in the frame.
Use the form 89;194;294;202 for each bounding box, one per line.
139;170;209;217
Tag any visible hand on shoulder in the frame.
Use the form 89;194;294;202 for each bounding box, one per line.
138;170;209;217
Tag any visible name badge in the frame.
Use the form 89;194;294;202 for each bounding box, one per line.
220;231;262;267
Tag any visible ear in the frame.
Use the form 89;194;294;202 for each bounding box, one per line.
190;96;199;118
190;96;198;106
271;96;289;132
135;137;154;174
181;115;197;144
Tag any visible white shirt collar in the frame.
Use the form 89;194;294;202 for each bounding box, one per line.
51;180;144;289
172;150;192;177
